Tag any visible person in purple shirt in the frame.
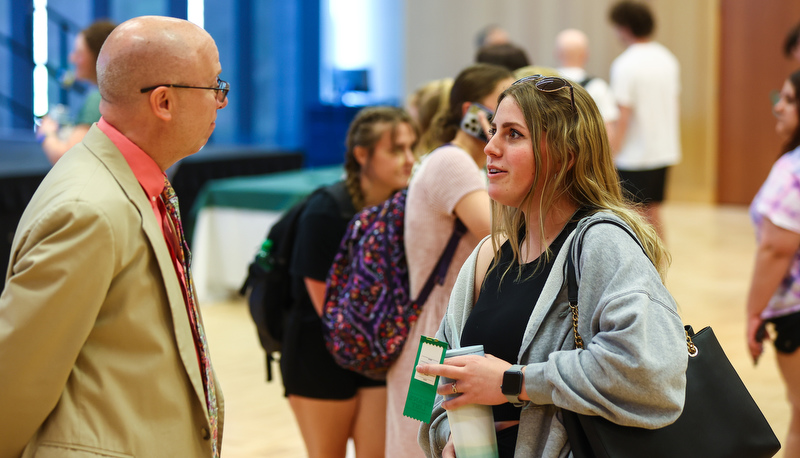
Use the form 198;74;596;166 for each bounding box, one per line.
747;68;800;456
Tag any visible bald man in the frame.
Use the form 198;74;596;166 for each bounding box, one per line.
555;28;619;142
0;16;228;457
476;24;510;49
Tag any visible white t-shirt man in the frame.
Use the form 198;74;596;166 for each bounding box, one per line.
558;67;620;123
610;41;681;171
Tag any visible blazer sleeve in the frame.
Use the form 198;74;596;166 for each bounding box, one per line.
0;200;116;457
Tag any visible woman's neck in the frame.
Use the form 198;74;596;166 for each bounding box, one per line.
520;199;580;263
360;175;393;209
451;131;487;169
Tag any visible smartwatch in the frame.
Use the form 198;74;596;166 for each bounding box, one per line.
501;364;526;407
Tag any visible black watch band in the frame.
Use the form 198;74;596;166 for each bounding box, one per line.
502;364;526;407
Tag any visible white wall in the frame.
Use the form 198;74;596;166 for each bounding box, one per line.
403;0;627;97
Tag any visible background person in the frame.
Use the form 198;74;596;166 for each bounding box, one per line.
555;28;619;144
36;19;116;164
785;21;800;63
476;43;531;73
385;63;514;458
514;65;560;80
746;68;800;457
475;24;510;49
608;0;681;240
406;77;454;158
417;75;686;457
280;106;418;458
0;16;228;457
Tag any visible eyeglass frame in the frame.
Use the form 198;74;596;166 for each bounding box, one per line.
140;77;230;103
512;74;576;113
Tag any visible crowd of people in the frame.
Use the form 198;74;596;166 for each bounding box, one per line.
1;1;799;458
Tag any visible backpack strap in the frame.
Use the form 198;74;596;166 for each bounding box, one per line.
319;180;355;220
414;218;468;306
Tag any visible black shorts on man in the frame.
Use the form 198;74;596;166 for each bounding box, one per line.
617;167;668;204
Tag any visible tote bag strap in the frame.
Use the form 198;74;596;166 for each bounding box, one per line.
565;218;695;354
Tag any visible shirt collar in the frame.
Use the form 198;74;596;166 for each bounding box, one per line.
97;117;166;199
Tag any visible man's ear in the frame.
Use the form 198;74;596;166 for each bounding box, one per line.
353;145;369;167
148;87;173;121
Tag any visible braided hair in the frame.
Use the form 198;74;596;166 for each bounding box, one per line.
344;106;417;209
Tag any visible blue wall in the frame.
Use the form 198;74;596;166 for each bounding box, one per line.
0;0;404;166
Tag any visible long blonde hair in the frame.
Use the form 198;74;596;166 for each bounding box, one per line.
407;78;453;157
490;78;670;281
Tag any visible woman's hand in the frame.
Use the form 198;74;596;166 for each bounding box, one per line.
417;354;513;410
746;314;768;364
36;115;59;138
477;109;492;141
745;217;800;365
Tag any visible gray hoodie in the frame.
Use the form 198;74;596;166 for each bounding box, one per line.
419;211;688;458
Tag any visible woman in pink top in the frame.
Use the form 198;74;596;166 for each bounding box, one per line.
385;63;514;457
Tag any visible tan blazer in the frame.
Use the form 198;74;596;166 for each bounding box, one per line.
0;126;224;457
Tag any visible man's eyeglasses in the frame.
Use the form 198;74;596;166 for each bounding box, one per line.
140;78;230;103
512;74;575;113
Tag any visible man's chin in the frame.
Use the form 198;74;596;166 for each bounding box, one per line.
189;139;210;156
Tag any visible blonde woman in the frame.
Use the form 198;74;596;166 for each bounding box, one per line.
417;75;686;457
406;78;453;157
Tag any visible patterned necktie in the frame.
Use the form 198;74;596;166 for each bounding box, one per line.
161;178;219;457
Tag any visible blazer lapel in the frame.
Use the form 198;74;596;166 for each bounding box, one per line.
82;126;209;415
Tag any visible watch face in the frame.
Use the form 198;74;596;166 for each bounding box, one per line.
502;370;523;395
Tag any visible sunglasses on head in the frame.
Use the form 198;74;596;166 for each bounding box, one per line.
512;74;576;113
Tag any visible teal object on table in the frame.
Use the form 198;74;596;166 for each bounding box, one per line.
186;165;345;241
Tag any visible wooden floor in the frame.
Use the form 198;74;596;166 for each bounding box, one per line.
202;202;792;457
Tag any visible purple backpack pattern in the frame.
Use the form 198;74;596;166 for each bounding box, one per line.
322;189;466;380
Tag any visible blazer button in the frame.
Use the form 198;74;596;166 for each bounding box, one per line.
201;427;210;440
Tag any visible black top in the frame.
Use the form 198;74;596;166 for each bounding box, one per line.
461;212;584;423
289;181;355;322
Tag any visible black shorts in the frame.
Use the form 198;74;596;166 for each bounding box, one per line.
280;312;385;399
618;167;669;204
767;311;800;354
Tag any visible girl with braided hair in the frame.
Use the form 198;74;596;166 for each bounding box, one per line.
281;106;417;458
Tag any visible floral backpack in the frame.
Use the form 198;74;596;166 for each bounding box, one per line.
321;189;467;380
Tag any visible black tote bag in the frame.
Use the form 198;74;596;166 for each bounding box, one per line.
563;219;781;458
